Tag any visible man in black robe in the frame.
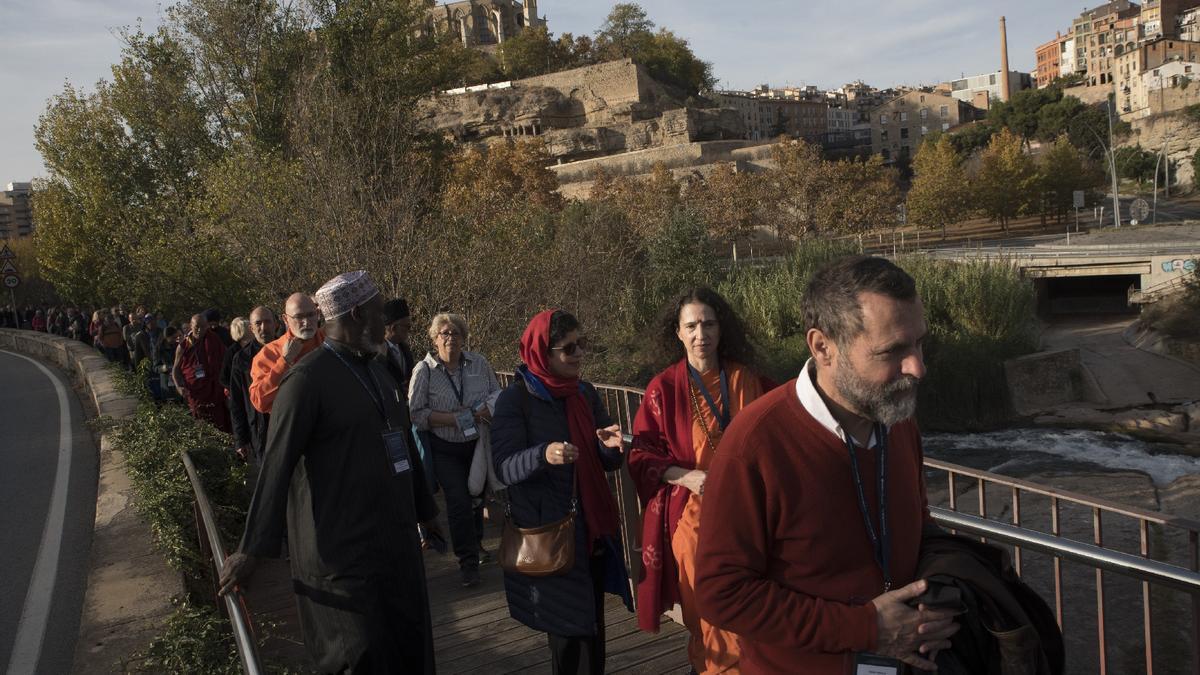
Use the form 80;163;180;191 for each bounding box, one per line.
220;270;441;673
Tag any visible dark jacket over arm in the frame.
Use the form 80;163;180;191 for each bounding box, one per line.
489;373;629;637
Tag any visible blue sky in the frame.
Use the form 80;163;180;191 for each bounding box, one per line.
2;0;1054;182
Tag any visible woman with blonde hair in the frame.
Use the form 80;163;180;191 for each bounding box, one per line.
409;312;500;587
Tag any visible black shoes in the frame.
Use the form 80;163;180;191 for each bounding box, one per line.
461;567;480;588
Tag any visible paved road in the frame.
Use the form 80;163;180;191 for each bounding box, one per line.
1042;316;1200;407
0;351;97;675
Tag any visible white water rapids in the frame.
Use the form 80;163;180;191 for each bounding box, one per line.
924;428;1200;488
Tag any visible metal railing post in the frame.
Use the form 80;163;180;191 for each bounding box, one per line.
182;451;264;675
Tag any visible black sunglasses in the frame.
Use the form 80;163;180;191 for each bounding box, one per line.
550;337;589;356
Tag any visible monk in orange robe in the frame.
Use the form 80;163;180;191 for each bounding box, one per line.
250;293;324;414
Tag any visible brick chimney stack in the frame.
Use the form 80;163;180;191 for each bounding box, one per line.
1000;16;1011;102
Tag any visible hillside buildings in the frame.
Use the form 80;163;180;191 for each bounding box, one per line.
949;70;1033;109
0;182;33;239
870;90;981;164
1035;0;1200;118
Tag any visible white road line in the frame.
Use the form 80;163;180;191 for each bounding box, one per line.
3;351;72;675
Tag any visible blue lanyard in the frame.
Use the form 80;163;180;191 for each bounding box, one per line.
686;363;730;431
846;423;890;592
323;343;389;427
439;363;465;405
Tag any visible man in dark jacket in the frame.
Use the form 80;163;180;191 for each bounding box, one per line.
916;528;1063;675
382;298;415;390
229;306;277;462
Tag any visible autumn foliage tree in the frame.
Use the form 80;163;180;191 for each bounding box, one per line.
974;128;1035;231
907;136;972;239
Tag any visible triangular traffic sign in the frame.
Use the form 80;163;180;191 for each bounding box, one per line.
0;261;15;274
0;245;14;260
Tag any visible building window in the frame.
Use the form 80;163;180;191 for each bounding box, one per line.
881;113;889;124
881;130;889;141
882;149;891;160
942;122;950;131
921;125;928;135
900;127;910;139
900;111;908;121
940;105;948;118
990;74;997;85
920;108;929;119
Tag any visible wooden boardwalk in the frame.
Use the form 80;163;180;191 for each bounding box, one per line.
242;512;691;674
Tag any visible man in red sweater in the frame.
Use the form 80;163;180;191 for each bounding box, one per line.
695;256;959;674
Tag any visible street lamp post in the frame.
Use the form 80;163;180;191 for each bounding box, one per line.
1082;98;1123;229
1106;97;1121;228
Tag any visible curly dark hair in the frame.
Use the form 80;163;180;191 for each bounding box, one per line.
656;287;756;368
548;310;580;348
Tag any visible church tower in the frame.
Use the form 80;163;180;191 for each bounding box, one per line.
523;0;542;28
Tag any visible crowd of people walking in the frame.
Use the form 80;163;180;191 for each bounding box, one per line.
8;255;1063;675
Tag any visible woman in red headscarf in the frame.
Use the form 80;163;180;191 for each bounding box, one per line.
627;288;774;674
490;309;632;675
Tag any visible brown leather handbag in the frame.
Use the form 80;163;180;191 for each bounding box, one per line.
499;471;577;577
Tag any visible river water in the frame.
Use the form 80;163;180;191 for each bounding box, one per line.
924;428;1200;488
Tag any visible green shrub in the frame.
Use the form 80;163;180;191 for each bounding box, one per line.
100;367;266;672
99;377;247;576
133;600;241;674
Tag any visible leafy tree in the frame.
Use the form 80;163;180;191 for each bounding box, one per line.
988;86;1062;146
813;156;900;234
592;3;713;94
974;127;1035;231
441;140;563;227
764;138;827;239
1114;145;1160;185
907;136;971;239
496;25;592;80
593;4;656;58
167;0;310;150
947;120;996;156
689;163;763;257
1034;135;1098;225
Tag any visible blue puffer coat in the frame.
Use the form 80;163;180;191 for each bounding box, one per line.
490;366;632;636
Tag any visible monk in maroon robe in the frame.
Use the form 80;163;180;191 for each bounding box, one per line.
173;313;233;433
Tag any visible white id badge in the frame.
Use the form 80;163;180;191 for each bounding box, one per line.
195;365;206;379
455;409;479;440
853;653;900;675
382;430;412;475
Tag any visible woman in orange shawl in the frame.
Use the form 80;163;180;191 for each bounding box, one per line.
628;288;774;674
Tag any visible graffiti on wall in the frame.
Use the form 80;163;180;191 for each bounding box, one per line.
1161;259;1197;273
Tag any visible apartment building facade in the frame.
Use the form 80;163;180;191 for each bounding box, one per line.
870;90;980;164
0;183;33;239
711;86;829;143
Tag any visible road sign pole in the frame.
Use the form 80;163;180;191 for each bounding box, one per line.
9;288;16;328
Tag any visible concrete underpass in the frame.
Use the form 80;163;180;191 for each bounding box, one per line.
1036;274;1142;315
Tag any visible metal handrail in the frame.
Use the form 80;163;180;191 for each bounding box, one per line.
931;508;1200;594
181;451;264;675
924;457;1200;530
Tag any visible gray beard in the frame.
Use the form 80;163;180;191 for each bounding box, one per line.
833;353;920;427
295;327;317;340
